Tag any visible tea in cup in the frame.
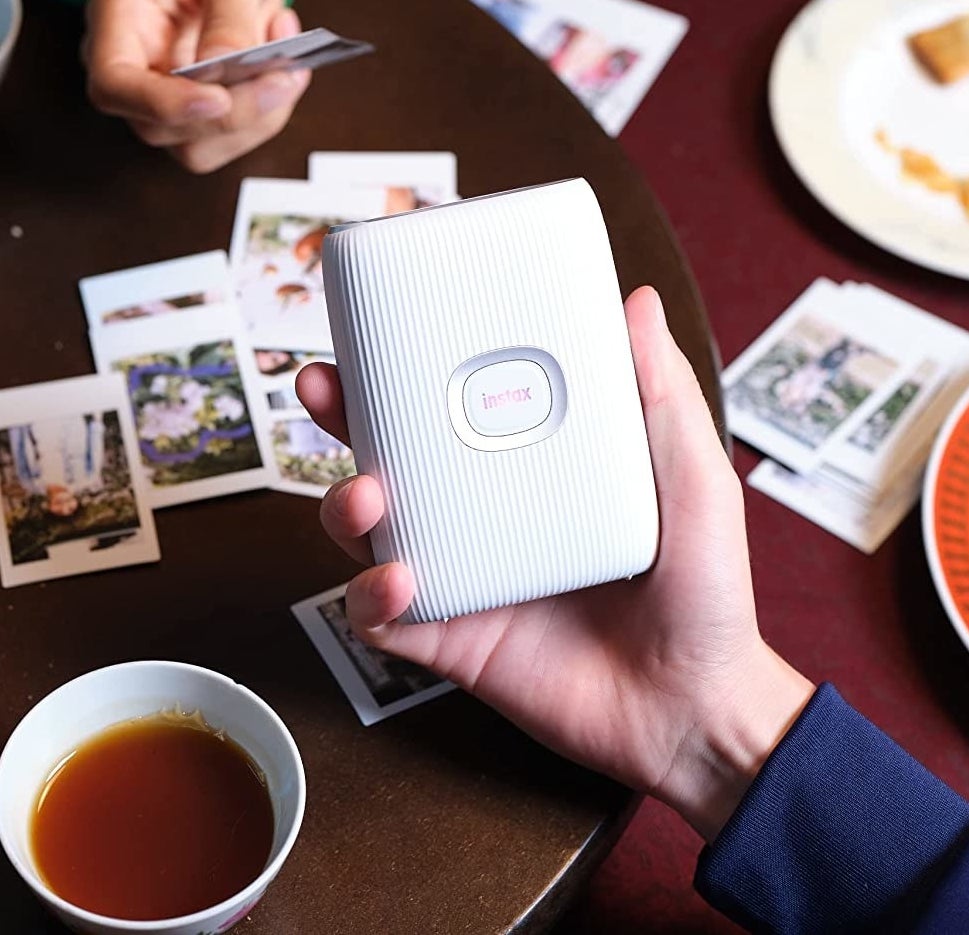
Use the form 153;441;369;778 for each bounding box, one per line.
0;661;305;935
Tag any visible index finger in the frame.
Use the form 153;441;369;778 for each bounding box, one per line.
196;0;267;61
295;361;350;447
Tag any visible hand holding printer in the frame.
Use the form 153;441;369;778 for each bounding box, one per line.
296;286;815;841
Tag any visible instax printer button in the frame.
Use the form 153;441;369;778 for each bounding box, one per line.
463;359;553;437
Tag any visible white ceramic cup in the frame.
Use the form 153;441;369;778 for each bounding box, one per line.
0;661;306;935
0;0;21;87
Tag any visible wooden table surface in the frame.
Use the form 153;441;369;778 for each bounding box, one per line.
0;1;722;932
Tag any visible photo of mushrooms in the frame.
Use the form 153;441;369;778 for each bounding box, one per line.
235;214;346;335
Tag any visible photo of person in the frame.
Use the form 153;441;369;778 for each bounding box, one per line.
471;0;687;135
254;348;330;377
572;47;640;107
0;411;141;566
100;289;224;326
726;316;898;450
538;20;641;111
471;0;653;131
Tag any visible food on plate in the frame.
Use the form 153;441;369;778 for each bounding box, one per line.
907;14;969;85
875;128;969;220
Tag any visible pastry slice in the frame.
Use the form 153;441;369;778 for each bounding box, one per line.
909;15;969;84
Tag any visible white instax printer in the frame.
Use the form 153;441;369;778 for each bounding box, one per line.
323;178;659;624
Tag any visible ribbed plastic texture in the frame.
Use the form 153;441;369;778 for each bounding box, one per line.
323;179;658;623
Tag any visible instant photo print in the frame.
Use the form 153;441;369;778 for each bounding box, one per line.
323;178;659;623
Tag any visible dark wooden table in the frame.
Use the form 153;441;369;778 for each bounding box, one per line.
0;1;721;932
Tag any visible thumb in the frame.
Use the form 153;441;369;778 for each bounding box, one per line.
624;286;737;515
196;0;265;61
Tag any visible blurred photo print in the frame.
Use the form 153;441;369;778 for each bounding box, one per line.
470;0;687;136
270;417;355;498
0;375;158;587
229;179;384;347
722;279;919;474
79;251;232;331
307;151;459;212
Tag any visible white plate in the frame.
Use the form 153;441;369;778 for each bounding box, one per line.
769;0;969;279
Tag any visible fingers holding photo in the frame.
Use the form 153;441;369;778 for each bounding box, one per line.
84;0;234;126
194;0;270;62
166;69;310;173
84;0;312;173
128;65;309;149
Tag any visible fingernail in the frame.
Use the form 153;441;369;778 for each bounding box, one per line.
258;74;296;113
184;96;229;120
370;567;391;601
278;9;301;38
332;482;352;517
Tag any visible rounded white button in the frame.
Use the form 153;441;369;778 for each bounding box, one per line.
462;359;553;437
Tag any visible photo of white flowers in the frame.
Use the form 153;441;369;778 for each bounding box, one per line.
114;341;263;487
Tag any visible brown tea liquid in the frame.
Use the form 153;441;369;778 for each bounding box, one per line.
31;711;274;921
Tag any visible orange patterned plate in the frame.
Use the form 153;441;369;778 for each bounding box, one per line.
924;387;969;650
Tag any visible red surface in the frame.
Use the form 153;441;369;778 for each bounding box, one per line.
553;0;969;932
932;404;969;640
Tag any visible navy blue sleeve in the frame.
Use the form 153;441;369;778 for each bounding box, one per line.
694;683;969;933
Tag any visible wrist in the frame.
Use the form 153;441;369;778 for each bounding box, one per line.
652;644;814;843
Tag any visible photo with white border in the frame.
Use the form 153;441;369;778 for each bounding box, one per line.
89;306;272;508
722;278;919;474
79;251;232;330
470;0;688;136
0;374;159;587
229;178;386;349
292;584;455;725
307;151;459;213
